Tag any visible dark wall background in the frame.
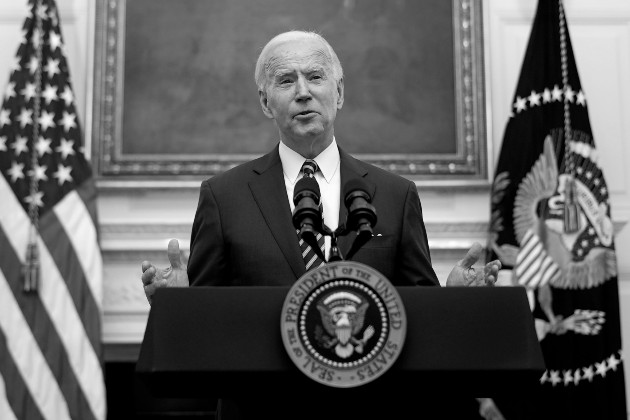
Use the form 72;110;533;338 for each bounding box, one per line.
122;0;456;156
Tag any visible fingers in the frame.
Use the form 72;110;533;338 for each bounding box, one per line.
458;242;484;269
465;259;501;287
484;273;496;286
483;259;501;286
489;259;502;271
141;261;150;273
141;265;156;285
167;238;183;269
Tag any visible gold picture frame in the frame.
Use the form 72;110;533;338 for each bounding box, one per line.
92;0;487;188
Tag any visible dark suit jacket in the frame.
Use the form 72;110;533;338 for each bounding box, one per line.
185;145;443;419
188;145;439;287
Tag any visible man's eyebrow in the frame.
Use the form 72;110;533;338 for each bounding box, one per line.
271;67;325;80
304;66;325;74
273;69;295;78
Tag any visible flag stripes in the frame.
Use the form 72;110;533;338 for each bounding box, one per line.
0;326;42;420
54;186;103;304
0;227;93;420
43;196;102;351
0;365;19;420
515;230;561;288
0;269;70;420
0;179;101;419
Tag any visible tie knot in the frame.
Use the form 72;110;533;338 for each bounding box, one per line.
301;159;319;178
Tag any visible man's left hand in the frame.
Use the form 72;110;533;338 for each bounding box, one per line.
446;242;501;287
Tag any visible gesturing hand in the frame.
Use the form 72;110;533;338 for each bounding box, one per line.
446;242;501;287
141;239;189;305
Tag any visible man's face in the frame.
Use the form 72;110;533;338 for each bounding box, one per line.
259;38;344;151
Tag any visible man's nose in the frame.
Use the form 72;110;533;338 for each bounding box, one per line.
295;77;312;101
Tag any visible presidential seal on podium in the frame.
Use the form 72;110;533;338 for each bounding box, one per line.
280;261;407;388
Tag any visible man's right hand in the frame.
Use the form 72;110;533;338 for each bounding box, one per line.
141;238;189;305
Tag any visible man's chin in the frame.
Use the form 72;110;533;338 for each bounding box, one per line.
288;125;326;140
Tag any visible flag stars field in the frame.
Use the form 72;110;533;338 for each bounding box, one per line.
7;161;24;182
59;110;76;131
17;107;33;128
52;162;72;185
38;110;55;130
11;136;28;155
0;109;10;126
41;83;57;104
24;190;44;208
5;82;15;99
44;57;60;79
27;163;48;182
55;138;74;159
35;136;52;156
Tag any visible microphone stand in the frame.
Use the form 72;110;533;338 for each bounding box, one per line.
327;228;343;262
294;179;377;266
315;221;373;264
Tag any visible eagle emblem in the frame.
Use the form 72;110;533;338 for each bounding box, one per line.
500;133;617;337
315;291;375;359
512;133;616;292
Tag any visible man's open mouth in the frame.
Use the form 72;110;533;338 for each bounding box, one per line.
294;110;316;118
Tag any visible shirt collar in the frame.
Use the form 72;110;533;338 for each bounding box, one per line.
279;138;340;184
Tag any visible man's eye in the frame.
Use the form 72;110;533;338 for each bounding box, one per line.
280;79;292;85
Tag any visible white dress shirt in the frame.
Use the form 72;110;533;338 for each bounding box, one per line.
279;138;341;259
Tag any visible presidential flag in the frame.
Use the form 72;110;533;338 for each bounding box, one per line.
487;0;626;418
0;0;106;419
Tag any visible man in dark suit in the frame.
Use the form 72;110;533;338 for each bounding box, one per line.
184;145;438;288
141;30;502;419
142;30;499;294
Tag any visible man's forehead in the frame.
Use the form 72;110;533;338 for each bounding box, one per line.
265;39;332;73
270;60;328;76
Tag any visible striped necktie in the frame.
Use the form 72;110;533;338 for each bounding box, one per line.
298;159;326;270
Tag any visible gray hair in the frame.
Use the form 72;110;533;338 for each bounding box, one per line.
254;30;344;91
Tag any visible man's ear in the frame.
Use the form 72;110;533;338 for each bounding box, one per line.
259;88;274;119
336;77;344;109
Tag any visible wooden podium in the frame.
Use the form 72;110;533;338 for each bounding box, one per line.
136;286;544;401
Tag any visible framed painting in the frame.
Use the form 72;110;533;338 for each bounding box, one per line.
92;0;488;187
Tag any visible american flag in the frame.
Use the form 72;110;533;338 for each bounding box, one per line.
0;1;106;419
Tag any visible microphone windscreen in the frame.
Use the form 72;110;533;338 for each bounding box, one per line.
343;178;371;201
294;176;320;198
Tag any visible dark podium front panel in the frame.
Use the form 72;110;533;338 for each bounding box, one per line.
136;286;544;399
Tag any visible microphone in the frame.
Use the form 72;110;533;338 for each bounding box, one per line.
292;176;323;242
343;178;377;236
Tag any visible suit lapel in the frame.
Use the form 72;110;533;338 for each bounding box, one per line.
248;146;306;279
